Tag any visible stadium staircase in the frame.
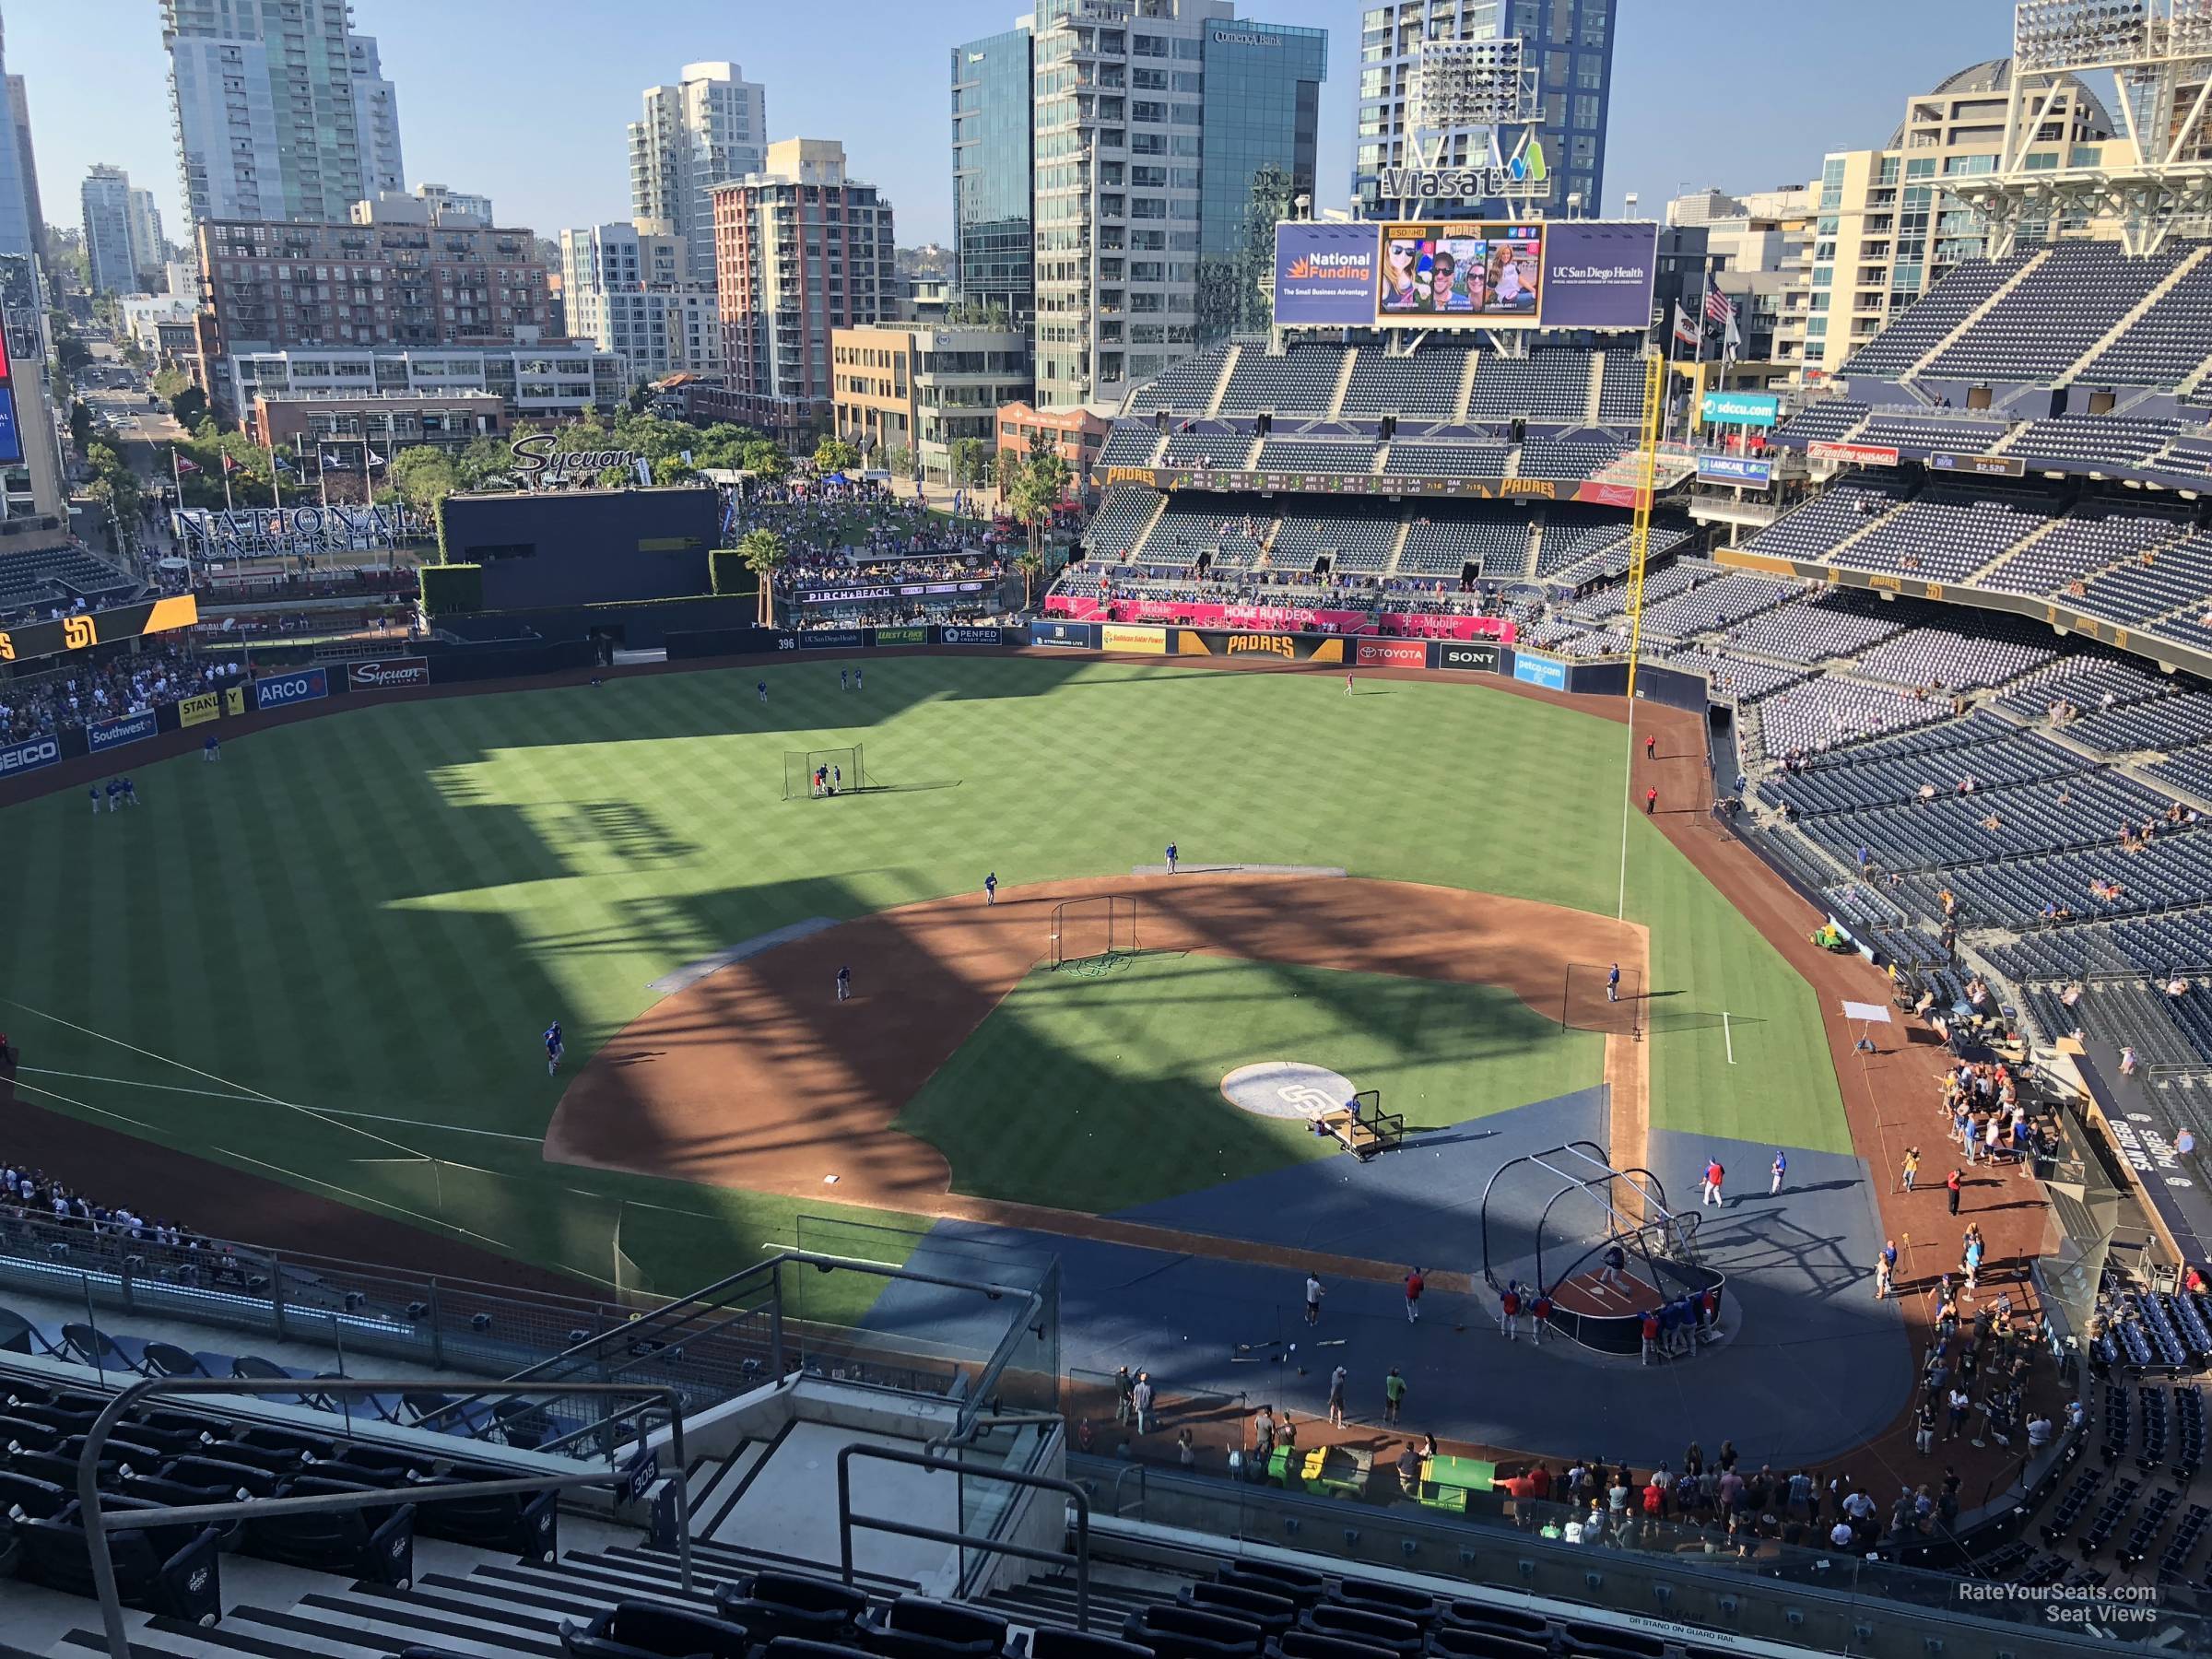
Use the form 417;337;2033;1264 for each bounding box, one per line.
1517;521;1543;581
1899;249;2051;383
2059;243;2212;386
1582;357;1606;429
1380;521;1413;577
1325;350;1359;419
1370;442;1392;475
1203;347;1240;419
1122;495;1171;563
1806;493;1915;567
1962;513;2068;585
1451;352;1482;424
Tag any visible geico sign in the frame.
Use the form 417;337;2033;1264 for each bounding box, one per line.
0;738;60;774
349;658;429;688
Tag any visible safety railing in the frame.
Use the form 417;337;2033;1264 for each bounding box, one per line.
838;1442;1090;1628
76;1374;690;1659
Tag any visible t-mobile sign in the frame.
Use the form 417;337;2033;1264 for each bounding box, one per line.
1537;221;1659;332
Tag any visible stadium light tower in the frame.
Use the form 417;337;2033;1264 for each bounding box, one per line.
1951;0;2212;253
1386;37;1545;219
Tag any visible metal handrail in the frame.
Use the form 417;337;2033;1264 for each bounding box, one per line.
836;1441;1089;1629
77;1374;691;1659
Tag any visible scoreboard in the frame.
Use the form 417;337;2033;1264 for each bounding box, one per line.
0;595;198;665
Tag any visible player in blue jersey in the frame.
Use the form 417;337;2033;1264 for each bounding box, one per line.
544;1021;565;1076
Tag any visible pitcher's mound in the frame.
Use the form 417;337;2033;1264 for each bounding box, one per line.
1222;1061;1357;1120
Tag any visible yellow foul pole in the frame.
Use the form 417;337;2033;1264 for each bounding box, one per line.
1616;348;1667;922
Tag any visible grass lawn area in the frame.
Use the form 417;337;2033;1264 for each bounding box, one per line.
0;655;1849;1290
897;953;1603;1214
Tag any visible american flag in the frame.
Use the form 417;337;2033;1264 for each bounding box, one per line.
1704;288;1737;324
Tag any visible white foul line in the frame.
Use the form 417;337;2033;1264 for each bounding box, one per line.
1723;1011;1735;1065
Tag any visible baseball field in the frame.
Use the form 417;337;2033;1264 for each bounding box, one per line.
0;653;1848;1300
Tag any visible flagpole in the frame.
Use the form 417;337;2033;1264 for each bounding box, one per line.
319;444;331;512
221;454;234;516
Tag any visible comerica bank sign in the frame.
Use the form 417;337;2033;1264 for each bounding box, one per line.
1211;28;1285;45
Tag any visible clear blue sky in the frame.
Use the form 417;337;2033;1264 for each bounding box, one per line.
14;0;2020;248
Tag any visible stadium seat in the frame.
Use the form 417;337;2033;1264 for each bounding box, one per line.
866;1595;1014;1654
1180;1582;1296;1636
1294;1606;1419;1659
19;1493;223;1625
1426;1631;1547;1659
1326;1580;1434;1627
141;1341;209;1378
60;1324;148;1375
410;1472;558;1559
563;1599;754;1659
1217;1560;1326;1607
1123;1603;1265;1659
247;1473;416;1583
1026;1630;1155;1659
716;1569;871;1643
1438;1600;1548;1640
1269;1633;1404;1659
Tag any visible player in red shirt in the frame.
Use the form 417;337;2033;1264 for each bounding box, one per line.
1500;1281;1523;1341
1403;1265;1425;1324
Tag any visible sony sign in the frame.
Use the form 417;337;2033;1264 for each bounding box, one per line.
1375;167;1551;203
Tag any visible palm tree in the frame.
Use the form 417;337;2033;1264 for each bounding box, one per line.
736;527;790;628
1014;547;1046;609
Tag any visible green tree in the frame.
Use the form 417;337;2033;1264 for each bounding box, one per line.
171;384;207;429
735;527;789;627
948;437;993;488
813;435;862;475
388;446;459;517
1006;437;1073;562
68;399;92;455
152;366;190;403
736;439;790;482
1014;546;1046;608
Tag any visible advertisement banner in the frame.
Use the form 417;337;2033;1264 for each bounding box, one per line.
1273;222;1382;326
1700;392;1781;428
1538;221;1660;333
1928;452;2026;478
1029;619;1097;648
937;625;1005;647
253;667;329;711
88;710;160;753
225;684;247;716
0;594;198;667
0;735;60;777
1808;441;1900;467
800;580;988;606
1356;639;1429;668
871;626;928;646
798;629;867;650
178;692;220;728
347;656;431;690
1178;630;1347;664
1100;623;1169;655
1513;652;1568;691
1696;454;1775;487
1377;221;1544;328
1045;594;1517;645
1436;641;1502;674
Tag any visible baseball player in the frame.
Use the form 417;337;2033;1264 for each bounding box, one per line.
1165;841;1179;874
543;1021;565;1076
984;872;998;905
835;964;853;1004
757;680;768;703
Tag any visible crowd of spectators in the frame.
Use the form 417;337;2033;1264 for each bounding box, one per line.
0;1151;259;1291
0;643;241;744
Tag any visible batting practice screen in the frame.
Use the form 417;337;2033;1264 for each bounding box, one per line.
1050;894;1141;971
783;746;866;801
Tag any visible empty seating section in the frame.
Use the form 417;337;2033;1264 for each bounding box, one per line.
1768;724;2087;816
1797;768;2171;873
1828;488;2057;582
2158;430;2212;480
1728;592;1904;662
1595;352;1649;425
1340;347;1467;418
1383;441;1510;477
1985;911;2212;982
1996;654;2174;719
1128;345;1231;414
2075;531;2212;625
1854;412;2012;453
1899;830;2212;928
1773;400;1868;444
1465;349;1592;420
1084;486;1162;561
1399;516;1528;577
1741;479;1911;564
1271;512;1399;572
1981;501;2191;595
1536;519;1630;576
2153;745;2212;805
1216;347;1348;417
1841;254;2027;377
2065;688;2212;755
1096;422;1162;466
1652;647;1806;701
1515;437;1621;479
1145;507;1264;569
2006;416;2180;469
1635;572;1798;643
1162;429;1258;468
1255;438;1377;472
1851;623;2059;690
0;548;134;614
1752;679;1951;759
1571;557;1719;618
1552;524;1691;585
1924;245;2185;382
2076;252;2212;385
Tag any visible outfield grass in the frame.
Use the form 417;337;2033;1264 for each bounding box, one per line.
0;656;1850;1291
896;954;1603;1214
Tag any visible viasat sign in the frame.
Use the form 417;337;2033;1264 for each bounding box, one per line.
1273;219;1655;334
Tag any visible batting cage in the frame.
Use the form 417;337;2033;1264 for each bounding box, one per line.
1049;893;1141;973
1562;960;1643;1037
1477;1140;1724;1356
782;746;867;801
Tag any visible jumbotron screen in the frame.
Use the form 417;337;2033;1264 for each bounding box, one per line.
1377;222;1544;327
0;313;20;467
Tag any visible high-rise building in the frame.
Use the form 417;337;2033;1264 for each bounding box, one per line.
1352;0;1616;220
0;11;38;265
702;138;896;439
412;182;493;226
1802;58;2118;380
629;63;769;287
3;69;41;267
162;0;406;228
82;166;135;295
126;188;167;283
1001;0;1325;409
560;220;722;384
950;26;1035;326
